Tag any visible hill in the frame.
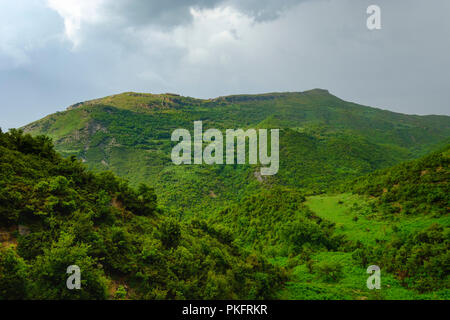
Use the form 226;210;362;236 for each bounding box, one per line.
21;89;450;214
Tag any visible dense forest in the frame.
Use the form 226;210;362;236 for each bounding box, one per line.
1;90;449;299
0;130;284;299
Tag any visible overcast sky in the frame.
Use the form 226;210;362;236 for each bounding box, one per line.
0;0;449;130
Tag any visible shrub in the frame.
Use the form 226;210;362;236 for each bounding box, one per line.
315;260;343;283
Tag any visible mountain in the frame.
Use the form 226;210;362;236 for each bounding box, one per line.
21;89;450;214
1;89;449;299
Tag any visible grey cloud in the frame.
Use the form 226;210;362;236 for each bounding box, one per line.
228;0;309;21
103;0;223;28
0;0;449;130
100;0;308;29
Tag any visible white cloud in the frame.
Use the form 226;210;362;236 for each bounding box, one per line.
172;6;253;64
46;0;107;47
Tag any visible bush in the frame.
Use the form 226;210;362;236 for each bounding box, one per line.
0;247;29;300
158;218;181;249
115;285;127;299
315;260;343;283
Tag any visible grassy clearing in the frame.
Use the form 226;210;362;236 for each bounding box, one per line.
275;193;449;300
306;193;391;245
305;193;448;245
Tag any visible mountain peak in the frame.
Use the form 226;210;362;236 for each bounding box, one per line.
303;88;330;95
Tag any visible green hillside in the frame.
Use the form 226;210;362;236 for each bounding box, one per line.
1;130;448;299
207;145;449;298
22;89;450;213
351;145;449;217
0;130;284;299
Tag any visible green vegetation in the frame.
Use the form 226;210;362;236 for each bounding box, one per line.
22;89;450;213
0;130;284;299
0;89;448;300
301;193;449;299
351;146;449;217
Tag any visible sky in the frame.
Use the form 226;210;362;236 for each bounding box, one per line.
0;0;449;130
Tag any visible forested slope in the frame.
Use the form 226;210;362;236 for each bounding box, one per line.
0;130;284;299
22;90;450;214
